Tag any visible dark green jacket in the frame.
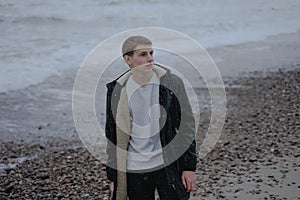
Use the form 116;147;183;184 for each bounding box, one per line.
105;64;196;200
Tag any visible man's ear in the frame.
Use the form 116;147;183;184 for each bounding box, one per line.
123;55;132;67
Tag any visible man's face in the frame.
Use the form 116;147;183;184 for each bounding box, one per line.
124;45;154;72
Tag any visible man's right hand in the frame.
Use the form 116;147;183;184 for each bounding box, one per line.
110;182;114;199
110;182;114;192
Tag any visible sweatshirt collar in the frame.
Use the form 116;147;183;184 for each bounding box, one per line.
116;64;167;86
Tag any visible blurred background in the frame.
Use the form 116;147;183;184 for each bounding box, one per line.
1;0;300;93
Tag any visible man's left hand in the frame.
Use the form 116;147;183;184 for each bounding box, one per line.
181;171;196;192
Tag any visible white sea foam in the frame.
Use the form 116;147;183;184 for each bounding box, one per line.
1;0;300;92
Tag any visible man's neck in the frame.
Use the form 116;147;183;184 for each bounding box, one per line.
132;70;153;86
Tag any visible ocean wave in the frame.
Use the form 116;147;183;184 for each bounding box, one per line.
94;0;170;6
0;3;14;8
11;15;65;24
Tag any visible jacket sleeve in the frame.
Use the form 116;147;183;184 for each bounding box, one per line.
105;84;117;182
173;77;197;172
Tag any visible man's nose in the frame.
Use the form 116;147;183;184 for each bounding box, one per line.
147;53;153;61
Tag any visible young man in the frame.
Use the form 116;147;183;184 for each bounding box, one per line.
105;35;197;200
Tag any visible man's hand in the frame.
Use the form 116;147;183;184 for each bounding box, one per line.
181;171;196;192
110;182;114;199
110;182;114;192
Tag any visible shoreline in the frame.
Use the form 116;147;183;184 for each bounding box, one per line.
1;30;299;144
1;30;300;95
0;30;300;198
207;30;300;79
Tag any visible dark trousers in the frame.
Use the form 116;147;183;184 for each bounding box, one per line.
127;168;179;200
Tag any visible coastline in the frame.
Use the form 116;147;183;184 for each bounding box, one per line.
207;30;300;78
0;31;299;199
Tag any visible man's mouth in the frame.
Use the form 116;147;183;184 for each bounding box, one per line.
145;63;153;67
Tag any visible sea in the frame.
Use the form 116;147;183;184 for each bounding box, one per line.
1;0;300;93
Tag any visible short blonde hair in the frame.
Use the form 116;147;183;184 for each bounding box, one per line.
122;35;152;57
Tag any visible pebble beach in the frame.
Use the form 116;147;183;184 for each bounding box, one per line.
1;65;299;199
194;67;300;200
